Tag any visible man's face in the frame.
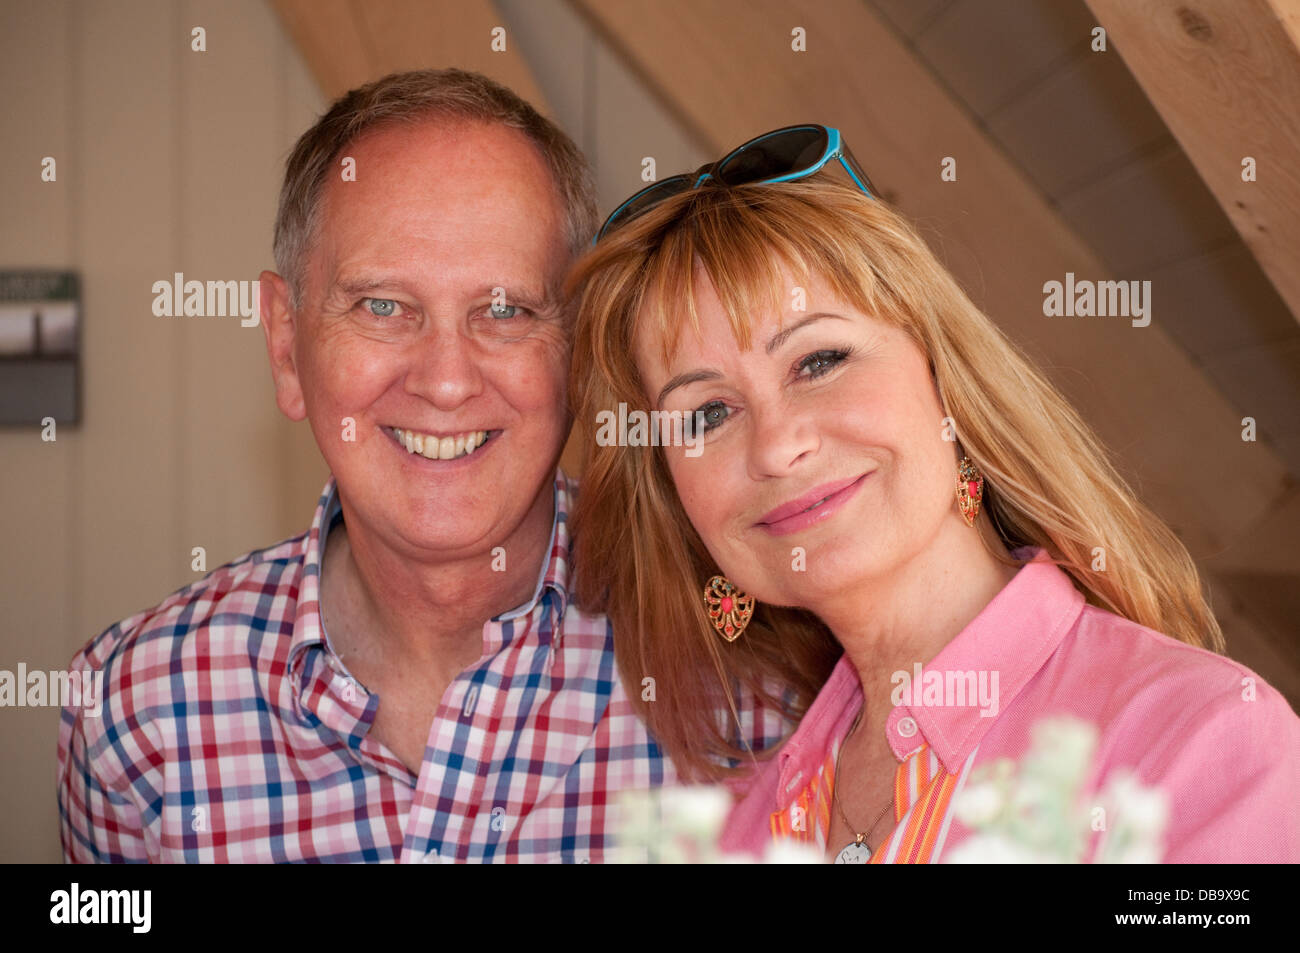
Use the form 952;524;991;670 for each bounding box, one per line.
265;119;572;560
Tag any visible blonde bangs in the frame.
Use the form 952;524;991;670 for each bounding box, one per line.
621;182;908;378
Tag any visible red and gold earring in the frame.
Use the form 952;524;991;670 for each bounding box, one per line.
956;457;984;527
703;575;755;642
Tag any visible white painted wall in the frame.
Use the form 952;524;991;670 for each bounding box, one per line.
0;0;328;862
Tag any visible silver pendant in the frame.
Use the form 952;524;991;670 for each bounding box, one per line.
834;841;872;864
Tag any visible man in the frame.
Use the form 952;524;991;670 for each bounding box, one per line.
57;69;786;862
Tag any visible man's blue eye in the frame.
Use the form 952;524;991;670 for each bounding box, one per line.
366;298;397;317
489;303;518;319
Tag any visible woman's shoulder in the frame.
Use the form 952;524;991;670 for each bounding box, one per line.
1064;602;1284;701
1026;603;1299;861
1051;602;1299;762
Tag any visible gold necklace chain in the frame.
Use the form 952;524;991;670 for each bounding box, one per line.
831;710;893;854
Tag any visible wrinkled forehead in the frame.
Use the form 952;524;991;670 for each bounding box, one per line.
311;118;572;283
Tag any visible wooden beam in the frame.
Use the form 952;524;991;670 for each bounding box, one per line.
1085;0;1300;327
268;0;548;109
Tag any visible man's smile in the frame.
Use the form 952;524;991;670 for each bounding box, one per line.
387;425;501;461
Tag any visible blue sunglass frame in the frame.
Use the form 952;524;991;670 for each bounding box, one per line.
594;124;876;244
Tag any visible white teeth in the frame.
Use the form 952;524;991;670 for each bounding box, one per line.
393;427;489;460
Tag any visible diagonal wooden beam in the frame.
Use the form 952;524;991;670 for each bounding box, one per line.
1085;0;1300;327
268;0;548;108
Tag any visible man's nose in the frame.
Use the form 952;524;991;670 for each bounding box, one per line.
744;399;819;480
403;323;485;410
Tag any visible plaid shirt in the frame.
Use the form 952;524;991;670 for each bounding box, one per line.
58;472;789;863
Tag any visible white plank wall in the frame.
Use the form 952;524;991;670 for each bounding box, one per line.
0;0;327;862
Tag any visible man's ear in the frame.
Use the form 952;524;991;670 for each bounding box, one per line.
260;270;307;422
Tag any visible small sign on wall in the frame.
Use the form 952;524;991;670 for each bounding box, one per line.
0;270;80;426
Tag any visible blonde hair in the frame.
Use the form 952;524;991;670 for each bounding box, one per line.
565;176;1224;781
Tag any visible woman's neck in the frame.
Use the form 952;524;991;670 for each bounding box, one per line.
816;515;1019;731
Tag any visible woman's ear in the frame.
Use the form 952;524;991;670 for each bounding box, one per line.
930;368;966;460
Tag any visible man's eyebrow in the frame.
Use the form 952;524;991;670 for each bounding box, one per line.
332;275;410;296
330;276;551;308
657;369;723;408
483;285;552;310
765;312;849;354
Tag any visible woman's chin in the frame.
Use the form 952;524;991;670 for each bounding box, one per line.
740;569;858;616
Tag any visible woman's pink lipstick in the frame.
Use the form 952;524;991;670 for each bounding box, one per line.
756;473;870;536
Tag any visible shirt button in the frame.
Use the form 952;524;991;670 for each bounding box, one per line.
897;716;918;739
462;684;479;718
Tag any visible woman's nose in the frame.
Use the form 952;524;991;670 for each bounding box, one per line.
744;399;819;480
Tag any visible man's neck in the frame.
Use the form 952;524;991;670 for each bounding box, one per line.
320;481;557;679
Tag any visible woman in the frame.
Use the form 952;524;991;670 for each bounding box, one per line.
565;125;1299;863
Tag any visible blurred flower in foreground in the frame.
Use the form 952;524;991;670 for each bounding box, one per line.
612;784;821;864
943;716;1169;864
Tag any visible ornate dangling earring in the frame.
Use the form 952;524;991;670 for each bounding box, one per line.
956;457;984;527
703;575;755;642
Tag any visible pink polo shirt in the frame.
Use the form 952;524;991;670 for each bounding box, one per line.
720;548;1300;863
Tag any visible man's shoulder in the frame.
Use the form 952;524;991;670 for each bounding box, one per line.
69;531;310;722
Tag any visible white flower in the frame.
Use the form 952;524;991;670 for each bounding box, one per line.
658;785;731;837
1103;770;1169;831
942;716;1168;864
944;834;1055;864
953;777;1005;826
761;841;824;865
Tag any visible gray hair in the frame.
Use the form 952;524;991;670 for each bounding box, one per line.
273;68;599;308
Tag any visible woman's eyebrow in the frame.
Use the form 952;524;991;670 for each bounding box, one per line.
656;313;854;406
765;312;849;354
657;369;723;408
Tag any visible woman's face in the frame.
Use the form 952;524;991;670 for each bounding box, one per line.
633;263;961;609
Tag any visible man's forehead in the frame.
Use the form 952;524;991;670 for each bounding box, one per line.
327;117;562;217
309;118;570;297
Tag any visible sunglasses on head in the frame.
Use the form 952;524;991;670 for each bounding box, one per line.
594;124;877;244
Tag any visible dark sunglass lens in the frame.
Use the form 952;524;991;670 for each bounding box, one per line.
715;127;826;185
601;176;693;238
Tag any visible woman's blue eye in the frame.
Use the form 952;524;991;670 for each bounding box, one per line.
365;298;397;318
798;348;850;378
489;303;518;319
689;400;730;435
